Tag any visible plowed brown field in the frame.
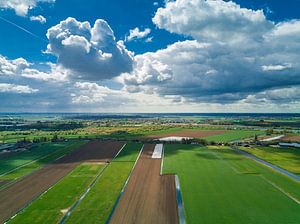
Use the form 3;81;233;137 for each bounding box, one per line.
147;129;225;139
0;140;123;223
282;135;300;142
110;144;178;224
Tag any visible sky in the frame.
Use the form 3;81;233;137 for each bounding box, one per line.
0;0;300;113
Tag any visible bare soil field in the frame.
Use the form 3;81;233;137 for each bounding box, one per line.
282;135;300;142
147;129;225;139
110;144;178;224
0;140;123;223
0;179;9;187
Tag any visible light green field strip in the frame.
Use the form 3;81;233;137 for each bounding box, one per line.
163;144;300;224
0;142;84;188
8;163;105;224
64;142;142;224
203;130;262;142
240;146;300;175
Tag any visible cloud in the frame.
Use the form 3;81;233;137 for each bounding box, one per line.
0;83;38;93
125;27;151;42
0;0;55;16
0;55;29;76
119;0;300;105
153;0;273;44
46;17;134;81
262;64;292;72
0;55;67;81
30;15;46;23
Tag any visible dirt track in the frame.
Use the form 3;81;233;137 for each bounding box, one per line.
147;129;225;139
110;144;178;224
0;140;123;223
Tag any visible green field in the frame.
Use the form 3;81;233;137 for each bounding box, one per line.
240;146;300;175
163;144;300;224
64;142;142;224
0;141;84;187
203;130;261;142
8;163;105;224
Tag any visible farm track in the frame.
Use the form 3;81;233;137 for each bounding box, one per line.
0;140;123;223
110;144;178;224
147;129;225;139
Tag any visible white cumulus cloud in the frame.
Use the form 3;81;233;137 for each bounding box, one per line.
125;27;151;42
0;83;38;93
0;0;55;16
30;15;46;23
119;0;300;104
46;17;134;81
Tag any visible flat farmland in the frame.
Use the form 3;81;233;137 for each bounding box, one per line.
64;142;143;224
203;130;261;142
0;141;123;223
9;163;106;224
282;135;300;142
163;144;300;224
240;146;300;175
110;144;178;224
0;141;85;188
147;129;225;139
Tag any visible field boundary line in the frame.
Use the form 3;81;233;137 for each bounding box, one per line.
59;142;127;224
260;176;300;205
0;142;82;191
231;146;300;182
105;144;144;224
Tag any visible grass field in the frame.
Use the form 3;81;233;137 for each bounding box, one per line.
0;141;84;186
163;144;300;224
64;142;142;224
240;146;300;175
8;163;105;224
203;130;261;142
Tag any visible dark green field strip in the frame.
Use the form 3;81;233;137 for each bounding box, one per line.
163;144;300;224
203;130;262;142
63;142;142;224
8;163;105;224
0;141;85;188
240;146;300;175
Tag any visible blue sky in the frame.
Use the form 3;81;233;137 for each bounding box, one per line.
0;0;300;112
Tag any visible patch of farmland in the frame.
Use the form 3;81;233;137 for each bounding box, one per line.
147;129;226;139
282;135;300;142
0;142;75;175
240;146;300;176
203;130;262;142
0;141;85;188
0;141;123;223
63;142;142;224
110;144;178;224
163;144;300;224
8;163;105;224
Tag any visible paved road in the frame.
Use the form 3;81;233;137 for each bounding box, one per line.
231;146;300;182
